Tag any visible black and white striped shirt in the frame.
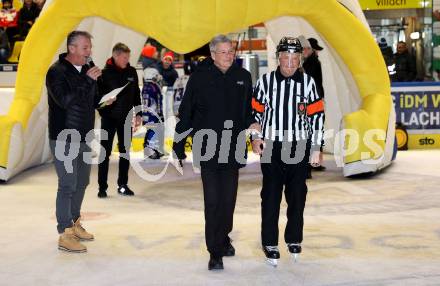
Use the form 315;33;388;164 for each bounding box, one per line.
252;68;325;148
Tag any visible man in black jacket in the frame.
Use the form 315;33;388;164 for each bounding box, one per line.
302;37;324;98
157;51;178;87
302;37;326;175
46;30;102;253
97;43;142;198
18;0;41;39
393;41;416;82
173;35;254;271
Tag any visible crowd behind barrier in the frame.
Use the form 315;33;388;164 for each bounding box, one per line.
0;0;45;64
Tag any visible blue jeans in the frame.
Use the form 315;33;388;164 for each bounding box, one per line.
50;140;91;234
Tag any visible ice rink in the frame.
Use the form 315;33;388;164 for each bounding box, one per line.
0;151;439;285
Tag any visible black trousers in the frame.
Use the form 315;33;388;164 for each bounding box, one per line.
260;140;310;246
98;117;131;191
201;167;239;256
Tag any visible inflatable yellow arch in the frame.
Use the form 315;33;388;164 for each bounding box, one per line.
0;0;392;181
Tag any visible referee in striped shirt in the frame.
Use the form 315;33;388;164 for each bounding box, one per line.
249;37;324;265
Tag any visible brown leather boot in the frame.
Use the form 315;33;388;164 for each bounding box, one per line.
73;217;94;241
58;227;87;253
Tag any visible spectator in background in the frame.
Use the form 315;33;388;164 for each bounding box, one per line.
157;51;178;87
0;0;17;26
141;44;165;160
34;0;46;10
378;38;394;67
393;41;416;82
300;36;326;176
378;38;395;79
18;0;41;39
303;37;324;98
172;58;200;116
0;0;18;43
0;27;10;63
172;55;207;115
97;43;142;198
141;43;159;70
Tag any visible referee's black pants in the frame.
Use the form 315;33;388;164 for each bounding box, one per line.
201;167;239;256
260;140;310;246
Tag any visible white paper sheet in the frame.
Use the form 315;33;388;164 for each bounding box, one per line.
99;82;129;105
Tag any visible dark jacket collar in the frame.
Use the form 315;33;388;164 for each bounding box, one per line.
105;57;131;71
275;66;302;82
201;57;239;75
307;52;319;62
58;53;88;74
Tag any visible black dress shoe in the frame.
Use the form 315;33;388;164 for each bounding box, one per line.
97;189;107;198
311;165;326;171
208;255;223;270
222;241;235;257
117;185;135;196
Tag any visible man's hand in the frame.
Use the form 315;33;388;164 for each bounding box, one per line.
310;151;321;167
86;66;102;81
249;122;264;155
135;115;142;127
132;115;143;132
251;139;265;155
249;122;262;133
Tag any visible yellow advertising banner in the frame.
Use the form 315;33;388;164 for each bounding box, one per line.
359;0;432;10
408;134;440;149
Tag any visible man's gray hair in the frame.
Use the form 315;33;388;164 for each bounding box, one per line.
209;34;232;52
67;30;93;51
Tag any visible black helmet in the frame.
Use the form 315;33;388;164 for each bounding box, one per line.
276;37;303;54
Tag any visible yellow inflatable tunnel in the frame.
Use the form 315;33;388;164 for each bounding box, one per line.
0;0;394;181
